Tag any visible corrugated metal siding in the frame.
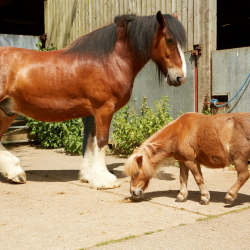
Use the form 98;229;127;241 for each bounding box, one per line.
44;0;202;52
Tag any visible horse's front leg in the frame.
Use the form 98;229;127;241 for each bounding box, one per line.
176;161;189;202
185;161;210;205
79;105;120;189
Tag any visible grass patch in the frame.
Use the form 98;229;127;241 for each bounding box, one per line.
95;229;164;247
144;231;154;235
179;223;185;226
197;206;250;221
96;235;138;247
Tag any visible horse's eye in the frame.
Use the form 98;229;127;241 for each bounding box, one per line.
166;38;173;44
134;171;139;177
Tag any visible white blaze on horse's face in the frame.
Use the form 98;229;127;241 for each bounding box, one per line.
166;43;187;87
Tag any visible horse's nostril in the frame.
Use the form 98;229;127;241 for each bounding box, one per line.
177;76;182;83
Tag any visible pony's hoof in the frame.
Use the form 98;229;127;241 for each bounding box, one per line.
11;174;26;184
225;198;234;205
175;197;187;202
225;193;235;205
199;200;210;205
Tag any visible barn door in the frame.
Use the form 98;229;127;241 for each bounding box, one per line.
212;47;250;113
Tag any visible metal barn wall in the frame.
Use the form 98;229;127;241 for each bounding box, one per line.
44;0;217;113
212;47;250;113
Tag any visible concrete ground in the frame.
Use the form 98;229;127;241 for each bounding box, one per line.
1;145;250;250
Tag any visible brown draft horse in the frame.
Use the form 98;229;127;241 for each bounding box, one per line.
125;112;250;204
0;11;186;188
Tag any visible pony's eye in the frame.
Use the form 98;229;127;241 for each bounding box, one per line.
134;171;139;177
166;38;173;44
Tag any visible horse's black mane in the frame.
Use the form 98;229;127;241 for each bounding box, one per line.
62;13;186;62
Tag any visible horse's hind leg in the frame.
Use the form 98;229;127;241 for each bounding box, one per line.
176;161;189;202
225;158;250;204
0;112;26;183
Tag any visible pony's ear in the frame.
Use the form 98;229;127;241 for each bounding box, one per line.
133;148;138;154
156;11;165;27
135;155;143;167
172;11;178;19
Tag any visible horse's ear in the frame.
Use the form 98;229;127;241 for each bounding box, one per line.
133;148;138;154
156;11;165;27
172;11;178;19
135;155;143;167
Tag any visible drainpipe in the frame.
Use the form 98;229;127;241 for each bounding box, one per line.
191;44;202;113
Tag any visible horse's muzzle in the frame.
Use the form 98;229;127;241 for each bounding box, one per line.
131;188;143;198
166;74;186;87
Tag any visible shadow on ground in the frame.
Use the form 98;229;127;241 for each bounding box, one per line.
0;163;126;184
143;190;250;207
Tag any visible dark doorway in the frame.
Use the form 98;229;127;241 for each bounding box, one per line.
217;0;250;50
0;0;44;36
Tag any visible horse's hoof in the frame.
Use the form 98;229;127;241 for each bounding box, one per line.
199;200;210;205
175;197;187;202
225;198;234;205
100;181;121;189
11;174;26;184
80;179;89;183
225;193;235;205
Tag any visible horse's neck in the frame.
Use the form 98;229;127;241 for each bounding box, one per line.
144;135;175;170
115;28;150;78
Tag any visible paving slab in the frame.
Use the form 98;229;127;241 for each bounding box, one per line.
1;145;250;250
94;208;250;250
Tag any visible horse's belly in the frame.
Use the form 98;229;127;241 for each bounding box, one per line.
11;97;92;122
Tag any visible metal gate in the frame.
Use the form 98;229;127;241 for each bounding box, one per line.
0;34;40;144
212;46;250;113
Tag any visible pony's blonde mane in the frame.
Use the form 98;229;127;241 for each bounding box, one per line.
124;118;180;178
124;142;163;178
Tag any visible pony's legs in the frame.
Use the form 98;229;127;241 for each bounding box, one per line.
185;161;210;204
176;161;189;202
0;112;26;183
225;159;250;204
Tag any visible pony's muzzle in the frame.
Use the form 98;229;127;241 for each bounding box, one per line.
131;188;143;198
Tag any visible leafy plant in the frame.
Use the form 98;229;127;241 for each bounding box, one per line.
35;41;57;51
112;96;173;155
26;118;83;155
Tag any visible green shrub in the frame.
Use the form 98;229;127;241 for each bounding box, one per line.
26;118;83;155
112;96;173;155
35;41;57;51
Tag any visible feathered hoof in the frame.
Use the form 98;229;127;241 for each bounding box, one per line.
96;180;121;190
10;173;26;184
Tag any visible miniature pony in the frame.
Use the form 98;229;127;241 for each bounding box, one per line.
124;112;250;204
